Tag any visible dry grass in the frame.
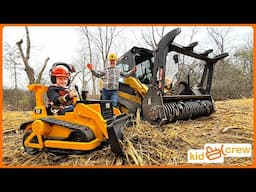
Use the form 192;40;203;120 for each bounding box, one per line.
2;98;253;167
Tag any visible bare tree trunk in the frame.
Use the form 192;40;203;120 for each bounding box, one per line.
82;27;96;97
36;57;50;83
141;26;166;50
14;61;18;110
93;26;120;68
16;26;35;84
16;26;50;110
82;55;87;90
81;26;121;97
206;27;231;71
3;42;23;110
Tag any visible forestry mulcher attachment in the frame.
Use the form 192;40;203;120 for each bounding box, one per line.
116;27;228;126
20;84;132;156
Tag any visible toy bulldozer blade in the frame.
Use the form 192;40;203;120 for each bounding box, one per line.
107;113;132;155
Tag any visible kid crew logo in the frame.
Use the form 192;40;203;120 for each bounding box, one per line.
187;143;252;163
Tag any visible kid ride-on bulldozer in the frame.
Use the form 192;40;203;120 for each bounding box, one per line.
20;84;132;156
116;27;229;126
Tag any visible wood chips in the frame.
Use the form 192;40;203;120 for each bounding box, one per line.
2;98;253;167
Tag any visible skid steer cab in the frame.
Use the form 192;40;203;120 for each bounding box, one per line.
20;84;133;156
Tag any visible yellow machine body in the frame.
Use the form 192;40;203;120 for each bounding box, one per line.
20;84;131;155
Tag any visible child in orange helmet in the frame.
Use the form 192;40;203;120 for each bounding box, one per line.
47;62;77;115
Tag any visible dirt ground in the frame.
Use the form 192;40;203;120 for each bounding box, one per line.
2;98;254;167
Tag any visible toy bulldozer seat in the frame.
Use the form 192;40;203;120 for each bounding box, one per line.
28;84;77;117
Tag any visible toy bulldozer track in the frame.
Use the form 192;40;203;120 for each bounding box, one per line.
20;84;133;156
116;27;228;126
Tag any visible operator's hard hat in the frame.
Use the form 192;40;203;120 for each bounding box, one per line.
108;53;117;61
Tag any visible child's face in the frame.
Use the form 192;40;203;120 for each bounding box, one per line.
56;76;68;87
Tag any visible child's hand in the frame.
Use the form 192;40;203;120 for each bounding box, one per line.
69;89;77;98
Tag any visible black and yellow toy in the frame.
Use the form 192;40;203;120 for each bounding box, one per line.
20;84;132;156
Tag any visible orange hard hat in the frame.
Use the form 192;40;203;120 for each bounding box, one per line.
50;63;73;85
51;65;70;78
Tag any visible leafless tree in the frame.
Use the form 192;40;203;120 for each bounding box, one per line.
16;26;50;84
206;27;253;99
233;31;253;94
206;27;232;72
79;26;122;97
141;26;166;50
3;42;22;110
91;26;122;67
235;31;253;77
207;27;232;54
180;27;199;64
15;26;50;109
80;27;96;95
179;27;199;74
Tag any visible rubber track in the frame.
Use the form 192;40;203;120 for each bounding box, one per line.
39;117;97;155
40;117;93;134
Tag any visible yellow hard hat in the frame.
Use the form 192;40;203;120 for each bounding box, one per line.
108;53;117;61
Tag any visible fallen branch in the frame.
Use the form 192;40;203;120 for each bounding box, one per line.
3;128;17;134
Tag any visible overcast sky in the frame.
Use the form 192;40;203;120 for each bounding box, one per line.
3;26;81;63
2;25;253;89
